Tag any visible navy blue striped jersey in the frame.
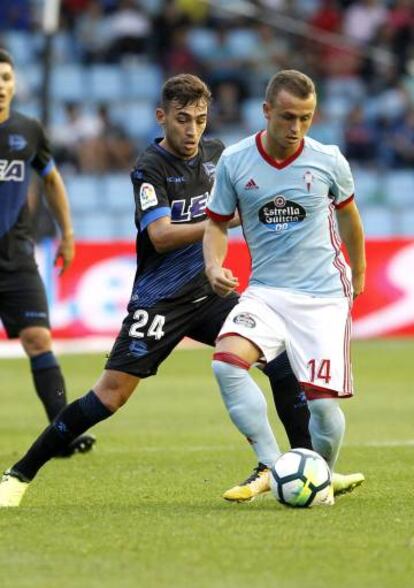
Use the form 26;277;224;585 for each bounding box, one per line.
0;111;54;272
129;137;224;308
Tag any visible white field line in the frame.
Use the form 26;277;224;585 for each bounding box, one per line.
0;337;206;358
101;440;414;453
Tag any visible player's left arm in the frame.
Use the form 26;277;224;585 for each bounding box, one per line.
42;167;75;274
335;200;366;298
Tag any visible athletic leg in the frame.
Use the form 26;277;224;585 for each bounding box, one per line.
264;352;312;449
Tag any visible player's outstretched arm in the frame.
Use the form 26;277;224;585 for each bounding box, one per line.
147;215;207;253
336;200;366;298
43;167;75;275
203;218;239;297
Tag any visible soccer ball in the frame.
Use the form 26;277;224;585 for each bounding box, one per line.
270;448;332;508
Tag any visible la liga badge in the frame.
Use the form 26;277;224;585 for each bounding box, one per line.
140;182;158;210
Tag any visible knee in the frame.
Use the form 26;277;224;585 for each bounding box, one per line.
20;327;52;357
94;371;138;412
309;399;345;432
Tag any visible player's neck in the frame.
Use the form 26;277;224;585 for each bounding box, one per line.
0;107;10;125
261;131;302;163
158;137;198;160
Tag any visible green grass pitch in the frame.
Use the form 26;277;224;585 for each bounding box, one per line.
0;340;413;588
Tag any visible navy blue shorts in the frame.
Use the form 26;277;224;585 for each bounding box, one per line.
0;270;50;338
105;292;239;378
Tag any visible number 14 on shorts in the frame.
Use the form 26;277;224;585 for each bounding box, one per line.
307;359;331;384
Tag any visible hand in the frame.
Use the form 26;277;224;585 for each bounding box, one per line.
352;270;365;299
54;233;75;275
206;265;239;297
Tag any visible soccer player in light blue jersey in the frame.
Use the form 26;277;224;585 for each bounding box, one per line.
204;70;366;504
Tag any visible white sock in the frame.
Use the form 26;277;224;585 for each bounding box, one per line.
212;360;281;467
308;398;345;469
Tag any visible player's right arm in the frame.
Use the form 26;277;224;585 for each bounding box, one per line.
203;218;239;296
203;154;239;296
147;215;207;253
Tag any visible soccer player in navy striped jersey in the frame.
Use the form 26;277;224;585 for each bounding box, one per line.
1;73;362;508
0;49;95;457
0;73;314;506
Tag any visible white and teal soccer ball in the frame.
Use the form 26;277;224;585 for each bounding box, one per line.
270;448;331;508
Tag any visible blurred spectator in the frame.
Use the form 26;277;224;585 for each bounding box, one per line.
77;104;136;172
246;24;290;96
163;26;203;77
62;0;91;29
52;102;103;170
310;0;342;33
342;0;388;45
104;0;152;62
344;105;378;165
152;0;189;61
387;107;414;168
209;80;244;133
203;27;247;96
75;0;110;63
0;0;32;31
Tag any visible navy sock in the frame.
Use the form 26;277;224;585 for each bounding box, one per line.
264;352;312;450
12;391;112;481
30;352;67;422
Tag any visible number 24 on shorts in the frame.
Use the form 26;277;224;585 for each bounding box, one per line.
307;359;331;384
129;309;166;340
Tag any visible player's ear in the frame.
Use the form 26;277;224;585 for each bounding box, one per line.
263;101;271;121
155;107;166;126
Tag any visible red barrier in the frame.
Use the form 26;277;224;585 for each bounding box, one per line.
1;239;413;339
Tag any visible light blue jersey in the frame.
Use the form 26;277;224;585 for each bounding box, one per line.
206;133;355;298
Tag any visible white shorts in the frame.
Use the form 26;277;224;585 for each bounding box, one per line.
218;285;353;399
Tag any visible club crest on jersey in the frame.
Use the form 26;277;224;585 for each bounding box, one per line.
8;134;27;151
233;313;256;328
0;159;25;182
139;182;158;210
202;161;216;180
303;170;314;192
258;194;306;233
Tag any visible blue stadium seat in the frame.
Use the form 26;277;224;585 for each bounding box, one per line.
64;174;101;214
383;172;414;208
17;63;42;94
396;210;414;236
72;213;117;240
122;63;162;101
88;65;124;101
17;100;41;120
2;32;35;65
103;174;134;213
353;169;381;206
226;29;259;59
111;101;156;140
241;98;263;133
361;206;395;237
115;212;136;239
50;65;87;101
187;28;218;59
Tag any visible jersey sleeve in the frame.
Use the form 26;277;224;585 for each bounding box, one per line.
131;162;171;231
330;147;355;209
31;120;55;177
205;155;237;221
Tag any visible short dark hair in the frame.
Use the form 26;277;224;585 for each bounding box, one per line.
265;70;315;103
161;74;212;110
0;49;14;68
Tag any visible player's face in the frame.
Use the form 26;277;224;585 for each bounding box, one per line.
0;63;15;116
156;99;208;159
263;89;316;154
